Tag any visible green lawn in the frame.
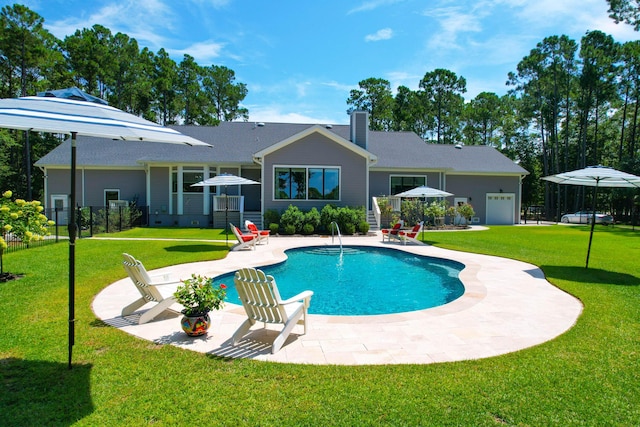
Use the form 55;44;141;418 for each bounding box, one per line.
1;225;638;426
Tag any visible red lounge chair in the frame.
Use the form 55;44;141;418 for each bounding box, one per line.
398;222;425;245
381;219;404;242
244;220;270;244
230;223;258;251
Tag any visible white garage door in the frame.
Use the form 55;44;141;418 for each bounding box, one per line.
486;193;515;224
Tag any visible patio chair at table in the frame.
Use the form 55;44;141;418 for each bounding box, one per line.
121;253;181;324
232;267;313;354
381;219;404;242
244;219;270;244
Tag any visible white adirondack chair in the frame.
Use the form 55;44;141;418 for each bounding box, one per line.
230;223;258;251
121;253;181;324
232;267;313;354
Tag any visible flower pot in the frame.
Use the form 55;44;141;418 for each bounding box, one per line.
180;312;210;337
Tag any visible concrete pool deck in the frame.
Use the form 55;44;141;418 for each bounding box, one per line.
92;231;583;365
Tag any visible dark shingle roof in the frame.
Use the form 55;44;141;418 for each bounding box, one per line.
35;122;527;175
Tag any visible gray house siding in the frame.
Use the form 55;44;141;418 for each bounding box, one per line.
83;170;146;206
45;169;77;198
446;175;521;224
239;168;262;211
262;133;369;213
369;171;444;197
35;115;529;228
45;168;145;207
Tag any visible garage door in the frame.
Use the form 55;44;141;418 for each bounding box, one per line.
486;193;515;224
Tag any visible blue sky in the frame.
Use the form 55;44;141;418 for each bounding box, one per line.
9;0;639;124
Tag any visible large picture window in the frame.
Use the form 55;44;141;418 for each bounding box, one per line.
390;176;425;195
275;166;339;200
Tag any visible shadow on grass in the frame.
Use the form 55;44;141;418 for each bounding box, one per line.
0;358;93;426
541;265;640;286
163;244;229;253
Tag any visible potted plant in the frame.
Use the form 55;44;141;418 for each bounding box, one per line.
174;274;227;336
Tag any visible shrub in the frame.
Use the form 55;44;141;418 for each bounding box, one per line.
377;197;394;228
269;223;279;235
0;190;55;274
304;207;321;229
320;204;338;232
401;199;423;226
456;203;475;224
302;223;314;235
283;224;296;235
280;205;304;233
264;209;280;227
343;222;356;235
358;221;370;234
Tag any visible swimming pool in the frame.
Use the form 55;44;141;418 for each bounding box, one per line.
213;246;465;316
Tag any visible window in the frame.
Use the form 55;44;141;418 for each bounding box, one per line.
183;169;204;193
275;167;339;200
390;176;425;195
308;168;339;200
172;167;205;193
104;189;120;206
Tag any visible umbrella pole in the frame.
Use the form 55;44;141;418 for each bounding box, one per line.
585;185;599;269
225;188;228;246
68;132;77;369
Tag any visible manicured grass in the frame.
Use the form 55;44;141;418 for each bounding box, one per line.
1;225;638;425
94;226;228;240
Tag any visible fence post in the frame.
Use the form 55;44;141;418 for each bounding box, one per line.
55;208;59;242
76;205;82;238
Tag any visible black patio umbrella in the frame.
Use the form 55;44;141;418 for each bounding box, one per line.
542;165;640;268
0;91;210;368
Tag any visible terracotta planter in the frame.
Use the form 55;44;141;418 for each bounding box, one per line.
180;312;210;336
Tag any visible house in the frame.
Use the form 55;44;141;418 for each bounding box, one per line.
35;111;528;228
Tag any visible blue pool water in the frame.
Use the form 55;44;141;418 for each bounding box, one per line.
213;246;465;316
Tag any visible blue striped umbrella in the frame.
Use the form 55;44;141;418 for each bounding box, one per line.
0;94;210;369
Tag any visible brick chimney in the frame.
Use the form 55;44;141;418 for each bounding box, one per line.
350;110;369;149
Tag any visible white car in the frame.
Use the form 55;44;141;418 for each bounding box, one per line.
560;211;614;225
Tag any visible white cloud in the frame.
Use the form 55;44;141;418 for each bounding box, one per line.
172;40;226;64
245;105;339;124
365;28;394;42
422;5;486;50
44;0;177;48
347;0;404;15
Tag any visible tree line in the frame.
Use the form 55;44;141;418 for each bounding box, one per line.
346;28;640;220
1;2;639;221
0;4;248;199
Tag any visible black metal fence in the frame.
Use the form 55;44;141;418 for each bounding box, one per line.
43;205;149;239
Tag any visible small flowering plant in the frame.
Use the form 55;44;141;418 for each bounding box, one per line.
174;274;227;316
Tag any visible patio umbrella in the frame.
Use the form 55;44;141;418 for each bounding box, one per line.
394;186;453;241
0;94;210;369
542;165;640;268
191;173;260;245
394;185;453;199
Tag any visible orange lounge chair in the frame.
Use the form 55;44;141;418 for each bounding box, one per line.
398;222;425;245
230;223;258;251
244;220;270;244
381;219;404;242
